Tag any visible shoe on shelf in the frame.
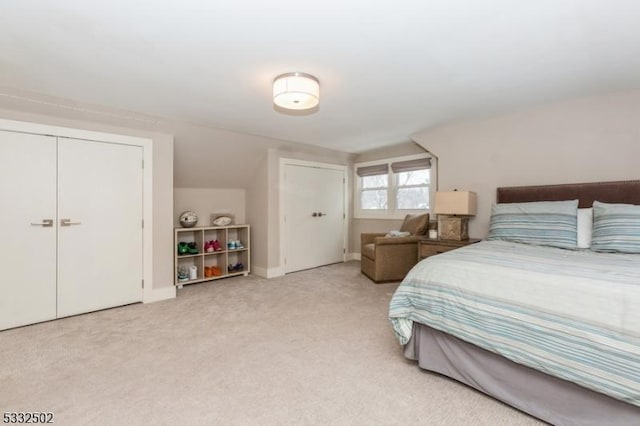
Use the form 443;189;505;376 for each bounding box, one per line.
235;240;245;249
228;263;244;272
177;266;189;281
204;266;213;278
212;240;223;251
177;242;189;255
211;266;222;276
187;242;198;254
204;241;213;253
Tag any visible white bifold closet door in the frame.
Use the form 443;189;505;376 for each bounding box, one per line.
0;132;143;330
0;131;58;329
284;164;345;273
57;138;143;317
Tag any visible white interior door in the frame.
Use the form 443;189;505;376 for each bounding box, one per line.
0;131;57;330
284;164;345;273
57;138;143;317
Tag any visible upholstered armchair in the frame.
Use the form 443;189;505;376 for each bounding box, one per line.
360;214;429;283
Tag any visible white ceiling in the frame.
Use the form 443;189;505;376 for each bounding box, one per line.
2;0;640;153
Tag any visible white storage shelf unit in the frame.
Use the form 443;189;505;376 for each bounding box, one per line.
174;225;250;287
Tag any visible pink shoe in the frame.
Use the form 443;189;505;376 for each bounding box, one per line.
205;241;214;253
212;240;223;251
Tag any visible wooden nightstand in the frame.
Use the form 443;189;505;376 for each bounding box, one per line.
417;238;482;260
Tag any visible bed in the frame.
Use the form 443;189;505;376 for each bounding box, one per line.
389;180;640;425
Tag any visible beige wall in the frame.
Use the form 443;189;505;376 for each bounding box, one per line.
174;188;246;227
12;88;637;273
350;141;429;254
412;90;640;238
150;133;176;292
0;88;355;281
246;155;269;275
353;140;427;163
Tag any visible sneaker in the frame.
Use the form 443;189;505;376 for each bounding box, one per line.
177;242;189;255
187;242;198;254
204;266;213;278
211;266;222;276
212;240;223;251
228;263;244;272
205;241;214;253
235;240;245;249
177;266;189;281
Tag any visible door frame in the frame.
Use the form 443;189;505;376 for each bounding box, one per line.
0;118;155;303
279;158;348;275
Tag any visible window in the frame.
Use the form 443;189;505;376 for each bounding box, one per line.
358;164;389;210
355;154;433;219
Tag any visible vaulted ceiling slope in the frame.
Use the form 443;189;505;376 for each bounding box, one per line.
2;1;640;153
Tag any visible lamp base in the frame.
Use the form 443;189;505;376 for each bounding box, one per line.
439;216;469;241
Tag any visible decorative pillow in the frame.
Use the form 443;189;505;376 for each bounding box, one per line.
577;208;593;249
399;213;429;235
591;201;640;253
487;200;579;249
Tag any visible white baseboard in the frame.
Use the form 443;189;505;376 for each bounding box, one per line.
346;252;361;261
143;285;176;303
268;266;285;278
251;265;267;278
251;265;285;279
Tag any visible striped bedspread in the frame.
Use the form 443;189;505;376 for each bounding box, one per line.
389;240;640;406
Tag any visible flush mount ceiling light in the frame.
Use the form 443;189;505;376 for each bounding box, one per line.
273;72;319;111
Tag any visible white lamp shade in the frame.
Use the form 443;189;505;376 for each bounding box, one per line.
434;191;477;215
273;72;319;110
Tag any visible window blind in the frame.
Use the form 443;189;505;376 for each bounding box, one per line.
356;164;389;177
390;157;431;173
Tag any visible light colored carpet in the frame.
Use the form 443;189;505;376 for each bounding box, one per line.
0;261;543;425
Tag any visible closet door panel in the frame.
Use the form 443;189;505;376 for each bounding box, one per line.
0;131;57;330
57;138;143;317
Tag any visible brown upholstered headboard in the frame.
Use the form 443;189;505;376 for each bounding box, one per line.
497;180;640;208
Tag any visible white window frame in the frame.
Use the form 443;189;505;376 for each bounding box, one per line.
354;153;435;220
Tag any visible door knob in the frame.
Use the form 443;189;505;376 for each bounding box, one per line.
30;219;54;227
312;212;318;217
60;218;82;227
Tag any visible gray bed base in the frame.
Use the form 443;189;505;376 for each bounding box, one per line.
405;323;640;426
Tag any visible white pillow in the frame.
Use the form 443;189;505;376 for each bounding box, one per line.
386;230;411;237
577;208;593;249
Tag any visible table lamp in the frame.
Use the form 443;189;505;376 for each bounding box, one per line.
434;190;477;240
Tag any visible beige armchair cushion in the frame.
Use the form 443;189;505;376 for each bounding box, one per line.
362;243;376;260
360;232;422;283
399;213;430;236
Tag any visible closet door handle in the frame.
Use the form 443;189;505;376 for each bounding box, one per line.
31;219;54;227
60;218;82;227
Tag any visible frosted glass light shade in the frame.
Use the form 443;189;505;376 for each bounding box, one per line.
273;72;319;110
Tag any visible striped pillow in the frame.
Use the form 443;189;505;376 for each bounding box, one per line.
591;201;640;253
487;200;579;249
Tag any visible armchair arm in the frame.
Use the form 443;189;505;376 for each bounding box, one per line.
361;233;386;246
374;236;419;245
